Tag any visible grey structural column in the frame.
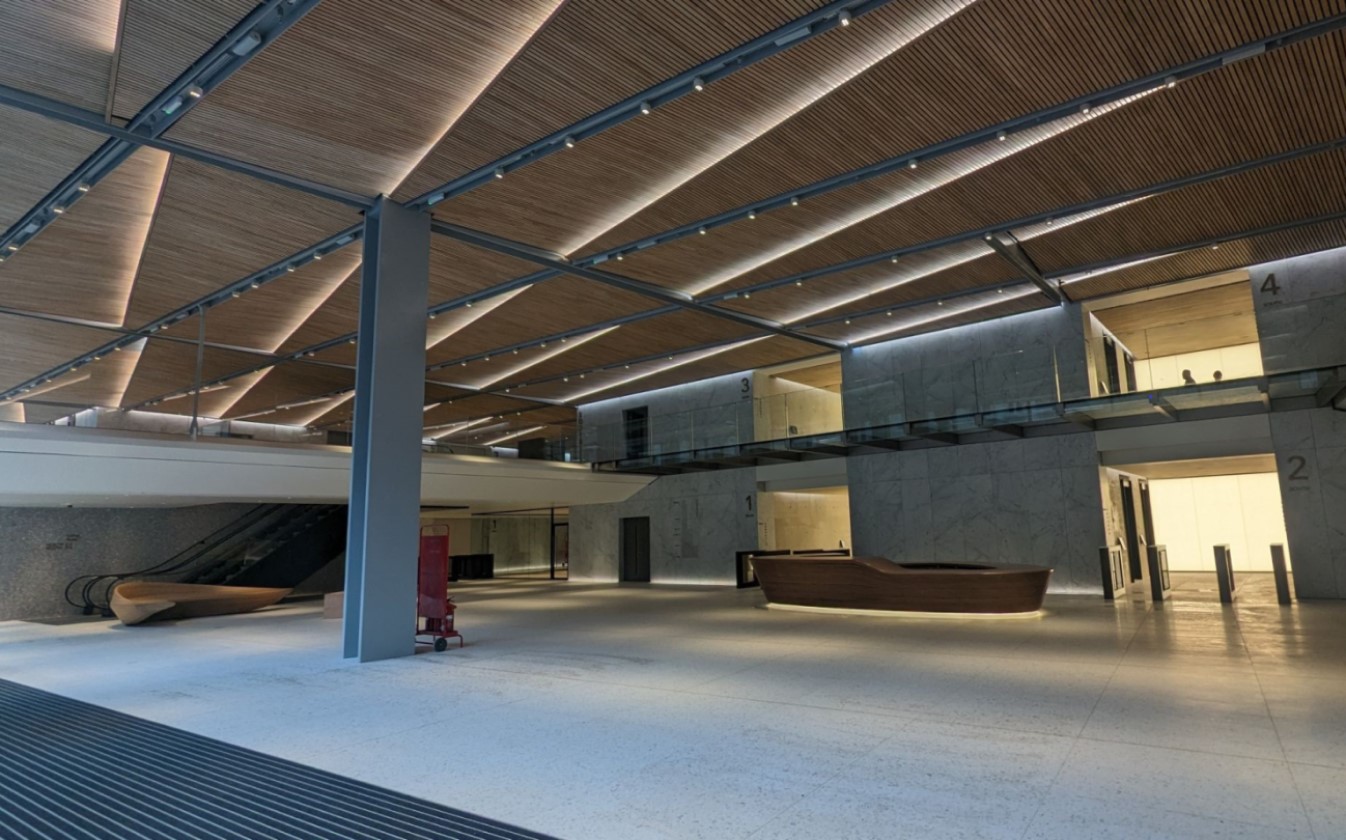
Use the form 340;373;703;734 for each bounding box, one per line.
343;198;430;662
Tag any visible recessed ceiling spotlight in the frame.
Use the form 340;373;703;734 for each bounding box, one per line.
560;338;567;344
795;280;803;287
890;256;898;264
639;101;652;115
465;301;473;308
698;226;707;235
886;311;893;317
286;265;296;273
984;234;993;241
429;313;437;319
747;210;757;220
186;84;204;99
348;338;356;344
231;291;241;298
1164;75;1177;89
312;252;322;261
1211;244;1220;250
790;196;799;207
76;183;91;193
512;349;519;355
838;10;852;26
250;281;260;289
52;205;66;215
616;253;624;261
484;356;491;362
1081;103;1092;114
493;167;505;179
692;77;705;92
1046;218;1055;226
564;135;576;149
996;130;1007;141
563;377;569;382
907;159;918;170
937;300;944;306
742;292;750;299
844;319;851;325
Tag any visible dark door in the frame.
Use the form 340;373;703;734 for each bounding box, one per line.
620;517;651;583
623;407;649;460
1103;336;1121;394
1119;476;1144;582
1138;479;1156;544
1123;352;1137;393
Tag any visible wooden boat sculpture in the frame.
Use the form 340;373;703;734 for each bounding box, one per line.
751;554;1051;615
110;582;291;626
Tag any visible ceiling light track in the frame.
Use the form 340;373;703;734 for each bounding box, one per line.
0;0;325;258
411;0;886;210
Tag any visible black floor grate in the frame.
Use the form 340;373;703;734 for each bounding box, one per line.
0;679;558;840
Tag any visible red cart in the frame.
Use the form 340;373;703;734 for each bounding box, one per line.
415;525;462;651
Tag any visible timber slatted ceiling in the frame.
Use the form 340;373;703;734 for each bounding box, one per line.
117;339;277;411
521;334;821;404
499;310;762;387
1019;145;1346;276
421;394;558;428
0;313;113;391
13;337;145;409
158;247;361;352
165;0;563;196
123;158;356;328
615;30;1346;298
426;237;543;307
423;277;657;367
1093;284;1258;359
111;0;258;119
719;246;1018;324
221;360;355;419
0;108;107;233
428;0;971;253
807;291;1048;344
394;0;825;202
1066;216;1346;300
278;273;361;355
0;0;117;111
0;147;169;324
583;0;1346;256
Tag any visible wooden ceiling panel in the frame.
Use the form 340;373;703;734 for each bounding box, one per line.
521;334;822;404
429;0;973;253
166;0;563;196
807;290;1048;344
157;245;362;352
111;0;258;119
117;338;276;411
395;0;825;202
1019;145;1346;276
1065;217;1346;301
123;158;356;328
582;0;1346;257
718;247;1019;324
421;393;557;428
0;107;108;233
423;277;656;366
604;25;1346;298
426;236;545;306
0;147;169;324
0;0;117;111
221;360;355;419
0;313;112;393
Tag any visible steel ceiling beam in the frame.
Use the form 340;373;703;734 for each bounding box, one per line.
417;14;1346;307
429;220;845;351
985;233;1063;303
473;207;1346;396
0;0;335;258
408;0;893;210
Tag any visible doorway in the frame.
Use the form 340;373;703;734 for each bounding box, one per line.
620;517;651;583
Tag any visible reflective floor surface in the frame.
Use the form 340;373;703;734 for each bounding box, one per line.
2;577;1344;839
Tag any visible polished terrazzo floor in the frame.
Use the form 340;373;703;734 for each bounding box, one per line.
3;576;1344;839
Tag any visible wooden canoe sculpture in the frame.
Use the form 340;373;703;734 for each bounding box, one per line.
110;582;291;626
751;554;1051;615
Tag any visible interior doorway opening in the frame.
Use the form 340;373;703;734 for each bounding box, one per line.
620;516;651;583
1107;455;1291;603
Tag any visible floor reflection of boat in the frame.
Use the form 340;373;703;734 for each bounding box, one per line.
752;554;1051;615
110;582;292;626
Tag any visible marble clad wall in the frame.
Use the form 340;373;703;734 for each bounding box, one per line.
569;469;757;585
1268;408;1346;599
842;304;1090;430
578;372;754;462
1250;246;1346;374
847;433;1107;594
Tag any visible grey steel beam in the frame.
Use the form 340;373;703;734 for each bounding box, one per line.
414;14;1346;308
409;0;892;210
429;220;845;351
985;233;1063;303
0;0;335;257
0;84;372;210
343;198;430;663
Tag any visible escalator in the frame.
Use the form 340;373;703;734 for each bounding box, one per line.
65;504;348;616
